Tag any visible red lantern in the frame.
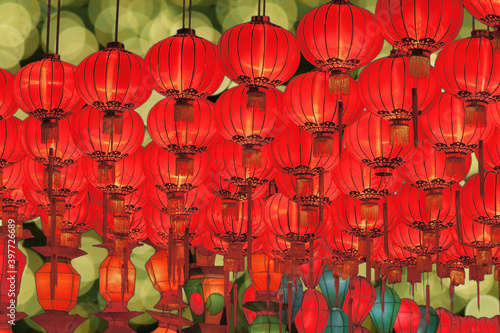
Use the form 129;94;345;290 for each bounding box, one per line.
332;150;402;220
218;14;300;110
70;106;144;183
215;86;287;166
342;276;376;328
376;0;463;79
99;252;136;310
15;54;84;143
77;42;151;133
420;93;493;177
284;70;362;155
206;171;267;201
436;308;460;333
395;183;459;231
35;261;80;312
4;185;44;237
0;69;18;120
294;289;329;333
440;242;476;285
89;184;147;217
435;29;500;126
394;298;422;333
145;249;182;310
0;117;25;168
463;172;500;241
463;0;500;50
249;252;283;300
358;49;440;145
148;98;219;175
481;127;500;172
344;112;417;177
148;182;211;217
21;116;82;167
145;28;223;121
274;170;340;203
297;0;383;94
399;141;471;210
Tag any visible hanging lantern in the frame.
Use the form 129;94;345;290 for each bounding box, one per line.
376;0;463;79
15;54;84;144
481;127;500;173
435;308;460;333
416;305;440;333
318;267;350;309
435;29;500;127
342;276;377;330
148;98;220;175
332;150;402;220
0;69;18;120
325;308;349;333
248;252;283;303
145;27;223;122
297;0;383;94
0;118;25;169
294;289;330;333
420;93;493;177
71;106;144;183
99;250;136;311
463;1;500;50
399;141;471;210
218;11;300;111
358;49;440;145
369;285;401;333
395;183;459;232
21;116;82;167
344;112;417;177
215;86;288;167
77;41;152;133
284;70;362;155
394;298;422;333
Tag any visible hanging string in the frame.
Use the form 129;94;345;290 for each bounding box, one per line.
55;0;61;54
114;0;120;41
263;0;266;16
182;0;186;29
472;17;476;32
46;0;52;54
258;0;261;16
188;0;192;29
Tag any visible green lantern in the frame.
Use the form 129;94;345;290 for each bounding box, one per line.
318;268;350;309
249;315;282;333
369;285;401;333
325;308;348;333
416;305;439;333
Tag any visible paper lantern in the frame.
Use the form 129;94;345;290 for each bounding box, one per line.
294;289;329;333
0;69;18;120
394;298;422;333
35;261;80;312
369;285;401;333
342;276;376;328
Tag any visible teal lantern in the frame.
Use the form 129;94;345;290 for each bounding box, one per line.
279;275;303;327
417;305;439;333
318;268;350;309
249;315;282;333
325;308;348;333
369;285;401;333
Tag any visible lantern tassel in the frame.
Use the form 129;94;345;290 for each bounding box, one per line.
445;155;466;177
41;119;59;145
381;276;386;313
409;50;430;79
174;99;194;122
168;227;174;285
296;175;314;199
412;87;419;147
383;201;391;260
242;146;262;168
425;189;443;211
103;112;123;135
389;121;410;146
222;200;239;221
361;199;379;220
329;70;350;95
97;162;115;184
247;179;253;271
479;140;485;199
121;248;129;306
347;297;353;333
48;147;58;300
312;133;334;157
108;195;125;214
246;87;266;112
175;154;194;176
287;281;292;333
426;284;430;324
466;101;487;127
338;100;343;158
335;274;340;308
494;26;500;52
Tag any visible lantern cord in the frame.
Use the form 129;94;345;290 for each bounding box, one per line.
46;0;52;54
102;192;108;243
479;140;485;198
55;0;61;54
258;0;261;16
48;148;58;299
412;87;419;147
472;17;476;31
114;0;120;42
233;283;238;328
188;0;192;30
247;179;253;271
263;0;266;16
338;100;344;158
182;0;186;29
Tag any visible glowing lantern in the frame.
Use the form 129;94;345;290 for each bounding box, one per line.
394;298;421;333
0;69;18;120
369;285;401;333
481;127;500;172
294;289;329;333
463;1;500;50
146;249;183;311
99;251;136;310
248;252;283;303
343;276;376;329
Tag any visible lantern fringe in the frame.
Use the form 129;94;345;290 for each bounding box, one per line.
491;225;500;243
103;112;123;135
175;155;194;176
246;87;266;112
445;155;466;177
417;254;432;273
329;71;350;95
425;189;443;211
174;99;194;123
466;102;487;127
287;281;292;333
312;133;334;157
476;248;493;274
300;206;318;226
108;196;125;214
494;27;500;52
360;200;379;220
41;119;59;145
113;215;130;234
409;52;430;79
381;277;386;313
222;200;240;222
358;237;372;259
167;193;185;215
242;146;261;168
97;162;116;184
296;176;314;199
389;122;410;146
342;259;359;280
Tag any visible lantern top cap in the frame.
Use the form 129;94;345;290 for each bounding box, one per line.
106;41;125;49
176;28;197;36
389;49;408;58
471;29;493;39
330;0;350;4
42;53;60;60
251;15;270;23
